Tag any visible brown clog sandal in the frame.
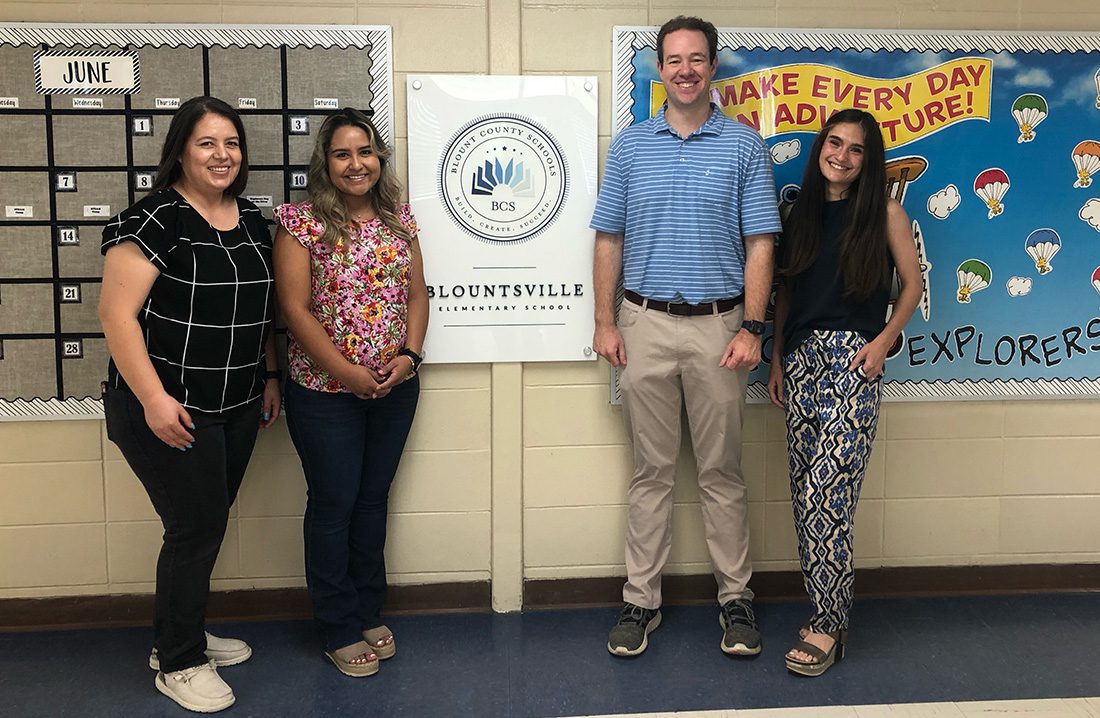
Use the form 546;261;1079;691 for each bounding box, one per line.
785;630;847;677
363;626;396;660
325;641;379;677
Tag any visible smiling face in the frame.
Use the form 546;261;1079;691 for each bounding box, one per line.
657;28;716;113
819;121;866;199
178;112;241;195
326;124;381;204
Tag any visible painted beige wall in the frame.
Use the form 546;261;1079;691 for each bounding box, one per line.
2;0;1099;609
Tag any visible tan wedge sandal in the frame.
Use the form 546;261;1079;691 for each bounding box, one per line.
325;641;379;677
363;626;396;660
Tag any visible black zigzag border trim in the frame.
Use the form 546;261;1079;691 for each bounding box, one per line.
33;49;140;95
0;23;385;50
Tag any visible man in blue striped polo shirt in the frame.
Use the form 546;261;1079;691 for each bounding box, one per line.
591;15;782;658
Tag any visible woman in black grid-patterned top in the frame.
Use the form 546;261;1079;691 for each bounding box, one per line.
98;97;280;714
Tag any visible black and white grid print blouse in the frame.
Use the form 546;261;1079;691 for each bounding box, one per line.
101;187;274;413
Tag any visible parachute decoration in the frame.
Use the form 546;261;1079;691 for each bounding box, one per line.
1024;228;1061;275
1011;94;1048;143
778;184;800;218
1071;140;1100;188
973;168;1010;219
1093;266;1100;302
957;259;992;304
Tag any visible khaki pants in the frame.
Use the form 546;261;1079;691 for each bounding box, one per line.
618;298;753;608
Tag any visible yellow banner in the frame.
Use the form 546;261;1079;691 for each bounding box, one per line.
650;57;992;148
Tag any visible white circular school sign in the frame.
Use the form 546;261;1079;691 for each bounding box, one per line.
438;114;569;245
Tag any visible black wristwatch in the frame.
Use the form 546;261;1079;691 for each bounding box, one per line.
741;320;766;336
263;369;283;382
398;347;423;372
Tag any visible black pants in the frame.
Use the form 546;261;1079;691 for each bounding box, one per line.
105;388;261;673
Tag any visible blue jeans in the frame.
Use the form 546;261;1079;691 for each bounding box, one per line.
284;377;420;652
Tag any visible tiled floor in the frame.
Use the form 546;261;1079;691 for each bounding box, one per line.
0;593;1097;717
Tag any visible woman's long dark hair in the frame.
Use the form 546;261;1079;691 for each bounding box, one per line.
779;109;889;301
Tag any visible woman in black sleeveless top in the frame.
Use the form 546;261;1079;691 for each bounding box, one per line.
767;109;922;677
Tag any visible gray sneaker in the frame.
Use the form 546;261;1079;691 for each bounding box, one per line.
719;598;761;655
607;602;662;656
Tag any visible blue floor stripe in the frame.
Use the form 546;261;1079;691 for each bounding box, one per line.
0;593;1096;717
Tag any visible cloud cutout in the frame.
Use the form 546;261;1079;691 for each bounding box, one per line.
1080;198;1100;232
899;51;948;74
1055;72;1098;110
927;184;961;220
1012;68;1054;88
770;139;801;164
1007;276;1033;297
987;52;1019;70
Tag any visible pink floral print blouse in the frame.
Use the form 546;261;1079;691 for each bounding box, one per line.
274;202;416;392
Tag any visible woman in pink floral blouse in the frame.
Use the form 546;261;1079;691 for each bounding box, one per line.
273;108;428;678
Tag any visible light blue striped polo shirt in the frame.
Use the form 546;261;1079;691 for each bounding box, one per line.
590;104;782;304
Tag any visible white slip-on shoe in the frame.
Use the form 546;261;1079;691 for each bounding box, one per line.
150;632;252;671
155;661;235;713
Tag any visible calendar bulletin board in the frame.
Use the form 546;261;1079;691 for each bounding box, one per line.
0;23;393;419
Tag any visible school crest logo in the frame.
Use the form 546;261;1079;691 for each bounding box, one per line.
438;114;569;245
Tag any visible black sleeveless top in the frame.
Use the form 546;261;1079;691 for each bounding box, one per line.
781;198;892;356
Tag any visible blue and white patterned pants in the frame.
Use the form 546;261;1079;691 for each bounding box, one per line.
784;330;882;633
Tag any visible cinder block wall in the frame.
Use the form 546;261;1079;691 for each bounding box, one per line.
2;0;1099;608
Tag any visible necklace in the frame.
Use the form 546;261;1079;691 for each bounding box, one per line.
349;207;375;223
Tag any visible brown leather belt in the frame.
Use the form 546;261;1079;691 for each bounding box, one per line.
624;289;743;316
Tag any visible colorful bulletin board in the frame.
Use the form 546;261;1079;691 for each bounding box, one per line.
613;27;1100;400
0;23;393;419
